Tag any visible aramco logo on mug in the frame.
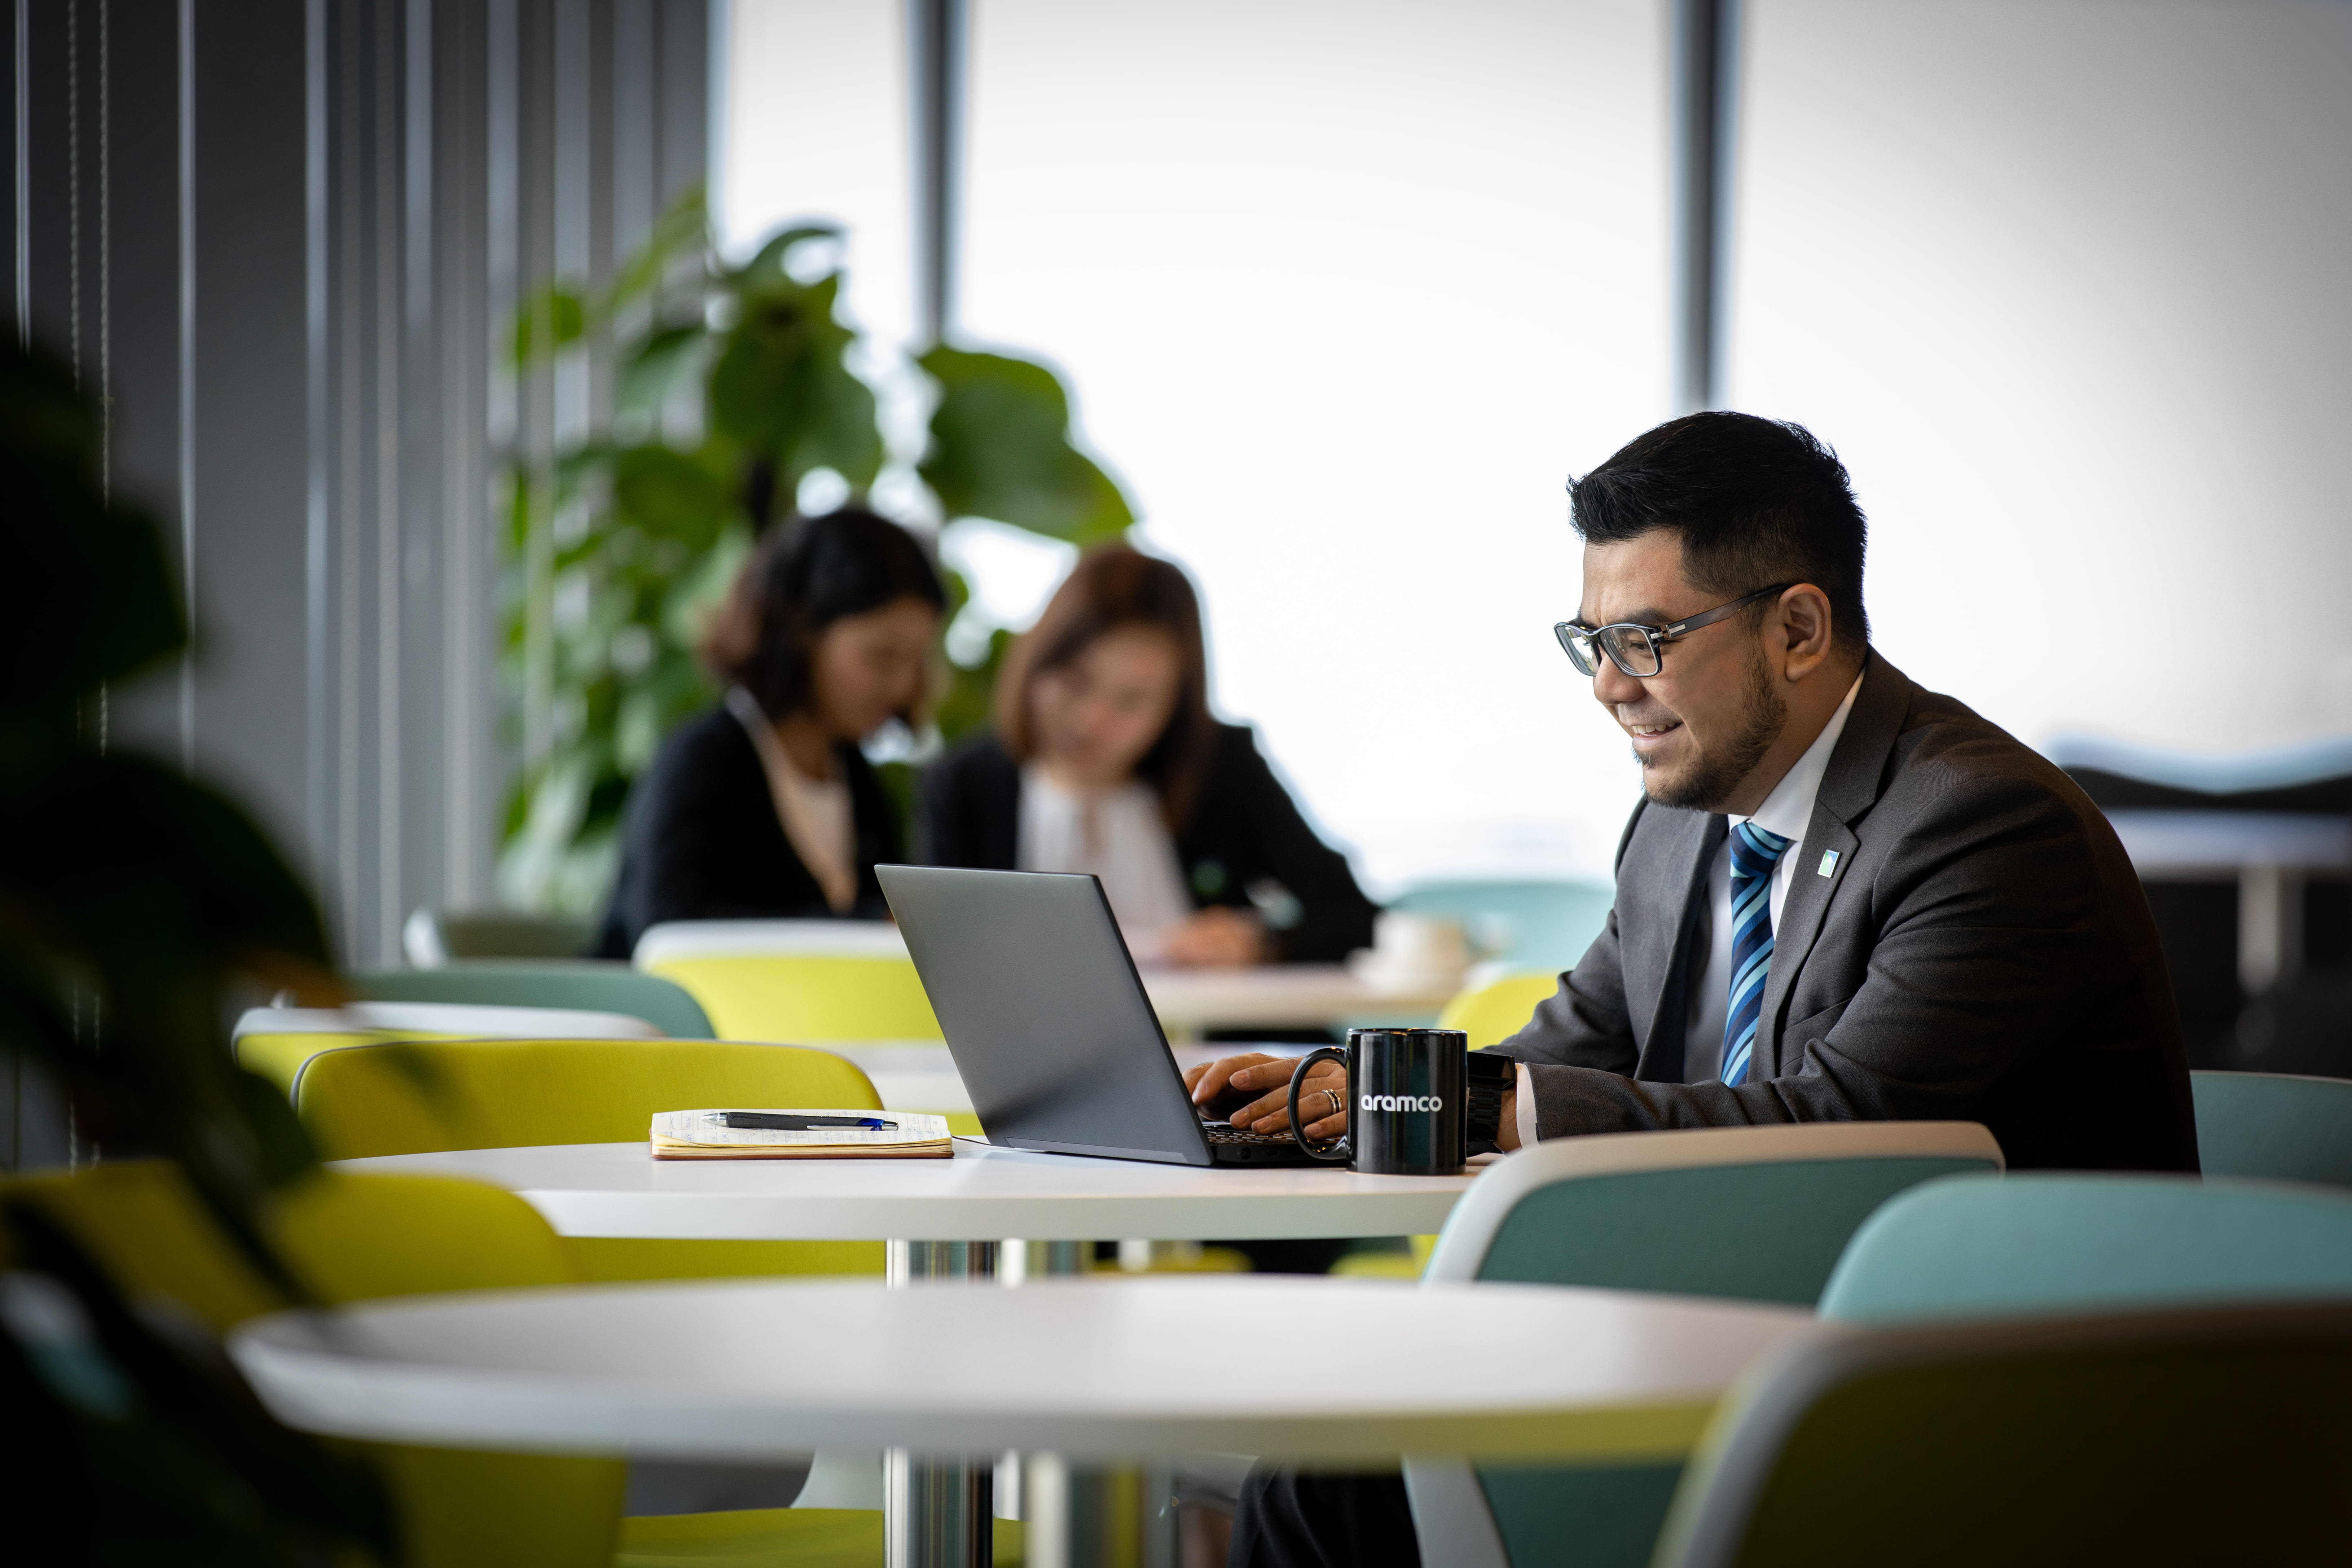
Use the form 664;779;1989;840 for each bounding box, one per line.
1360;1093;1444;1113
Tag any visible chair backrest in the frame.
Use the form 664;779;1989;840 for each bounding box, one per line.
9;1161;623;1568
351;962;715;1040
2190;1069;2352;1188
1818;1171;2352;1322
1652;1302;2352;1568
634;919;942;1042
1403;1122;2004;1568
1388;880;1614;973
1424;1122;2006;1302
292;1036;883;1159
1437;973;1562;1050
233;1002;663;1099
404;906;597;965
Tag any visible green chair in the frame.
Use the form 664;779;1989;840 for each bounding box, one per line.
1404;1121;2005;1568
2189;1069;2352;1188
1649;1301;2352;1568
1816;1170;2352;1322
352;962;716;1040
292;1037;888;1283
1640;1174;2352;1566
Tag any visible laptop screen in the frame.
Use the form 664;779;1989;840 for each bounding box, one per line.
877;865;1214;1166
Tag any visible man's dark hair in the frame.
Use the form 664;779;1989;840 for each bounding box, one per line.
1570;412;1869;652
702;506;947;720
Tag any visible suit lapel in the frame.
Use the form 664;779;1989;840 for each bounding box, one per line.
1758;654;1915;1075
1631;810;1724;1081
1758;812;1854;1076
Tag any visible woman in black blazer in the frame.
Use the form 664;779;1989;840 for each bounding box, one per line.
594;510;945;959
920;545;1377;966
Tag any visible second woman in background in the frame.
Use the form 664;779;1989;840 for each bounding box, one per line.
921;545;1377;966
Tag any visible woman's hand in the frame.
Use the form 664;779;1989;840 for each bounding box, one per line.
1184;1053;1348;1140
1163;906;1270;968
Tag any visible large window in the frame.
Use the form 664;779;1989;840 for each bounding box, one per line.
1732;0;2352;753
720;0;2352;898
959;0;1674;890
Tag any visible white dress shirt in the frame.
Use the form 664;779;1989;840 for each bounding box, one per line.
1512;671;1865;1146
1682;672;1865;1080
1016;765;1195;962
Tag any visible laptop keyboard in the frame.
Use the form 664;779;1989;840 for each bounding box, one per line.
1202;1123;1301;1148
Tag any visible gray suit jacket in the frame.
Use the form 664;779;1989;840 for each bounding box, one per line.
1488;653;2199;1172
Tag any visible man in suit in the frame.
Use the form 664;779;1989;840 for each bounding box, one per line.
1214;411;2197;1568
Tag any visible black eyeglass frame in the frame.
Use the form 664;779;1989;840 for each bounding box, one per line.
1553;583;1796;678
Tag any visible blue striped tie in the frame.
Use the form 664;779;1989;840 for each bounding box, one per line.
1721;820;1794;1086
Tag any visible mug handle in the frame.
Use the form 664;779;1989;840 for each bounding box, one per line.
1287;1047;1350;1163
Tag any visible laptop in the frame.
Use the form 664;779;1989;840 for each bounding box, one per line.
875;864;1318;1166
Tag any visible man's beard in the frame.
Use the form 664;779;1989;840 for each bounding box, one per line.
1640;643;1787;811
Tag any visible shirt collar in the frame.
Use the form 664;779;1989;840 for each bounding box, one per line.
1737;672;1866;843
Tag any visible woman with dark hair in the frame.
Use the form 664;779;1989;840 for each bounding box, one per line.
594;509;946;958
920;545;1377;966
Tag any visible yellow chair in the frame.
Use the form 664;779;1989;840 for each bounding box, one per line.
10;1161;620;1568
1437;970;1561;1050
293;1037;887;1283
11;1162;995;1567
632;921;942;1044
235;1000;660;1099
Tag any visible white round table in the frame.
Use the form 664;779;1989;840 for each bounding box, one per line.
232;1274;1819;1463
327;1136;1480;1242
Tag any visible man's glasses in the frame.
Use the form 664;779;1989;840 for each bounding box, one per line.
1553;584;1793;679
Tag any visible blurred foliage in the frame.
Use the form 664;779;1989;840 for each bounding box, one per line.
0;341;394;1563
501;189;1132;912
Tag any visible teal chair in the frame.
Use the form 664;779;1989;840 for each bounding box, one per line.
1389;882;1615;974
1643;1174;2352;1566
1648;1301;2352;1568
351;963;715;1040
2189;1069;2352;1189
1403;1121;2005;1568
1817;1170;2352;1321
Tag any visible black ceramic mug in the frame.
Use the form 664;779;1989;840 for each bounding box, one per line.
1287;1027;1469;1176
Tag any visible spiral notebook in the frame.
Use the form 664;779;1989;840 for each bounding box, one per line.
650;1109;954;1160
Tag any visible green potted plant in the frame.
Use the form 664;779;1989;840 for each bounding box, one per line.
500;192;1135;912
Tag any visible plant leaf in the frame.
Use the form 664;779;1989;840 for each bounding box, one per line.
510;284;588;365
918;347;1133;543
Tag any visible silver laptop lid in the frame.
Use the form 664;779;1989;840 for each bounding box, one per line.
876;864;1213;1166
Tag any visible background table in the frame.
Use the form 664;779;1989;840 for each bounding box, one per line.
233;1274;1819;1463
1139;964;1460;1038
2106;807;2352;993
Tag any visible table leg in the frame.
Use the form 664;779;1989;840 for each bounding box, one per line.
2239;863;2305;996
1020;1242;1168;1568
887;1240;999;1568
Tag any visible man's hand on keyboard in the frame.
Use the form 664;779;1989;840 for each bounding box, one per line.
1184;1053;1349;1141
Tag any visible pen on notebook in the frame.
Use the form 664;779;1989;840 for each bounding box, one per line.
709;1112;898;1132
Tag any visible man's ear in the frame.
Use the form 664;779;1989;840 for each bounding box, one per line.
1776;584;1836;678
